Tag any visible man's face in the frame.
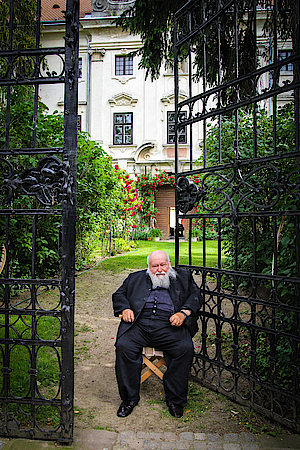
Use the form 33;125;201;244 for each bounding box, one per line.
148;252;170;277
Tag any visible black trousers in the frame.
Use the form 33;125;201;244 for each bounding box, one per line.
115;309;194;405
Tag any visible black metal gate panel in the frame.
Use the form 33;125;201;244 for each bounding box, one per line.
0;0;78;441
174;0;300;432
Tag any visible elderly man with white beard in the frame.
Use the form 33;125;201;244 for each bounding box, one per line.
112;250;202;418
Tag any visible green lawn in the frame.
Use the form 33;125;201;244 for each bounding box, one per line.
99;239;220;273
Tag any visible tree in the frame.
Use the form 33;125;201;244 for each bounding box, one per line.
0;0;36;51
116;0;185;80
0;0;37;105
117;0;296;88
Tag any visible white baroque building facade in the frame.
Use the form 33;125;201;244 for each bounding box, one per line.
40;0;293;237
40;0;293;177
40;0;203;177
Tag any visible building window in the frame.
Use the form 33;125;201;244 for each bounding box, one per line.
115;56;133;76
113;113;133;145
167;111;187;144
77;115;81;131
78;57;82;78
278;50;293;72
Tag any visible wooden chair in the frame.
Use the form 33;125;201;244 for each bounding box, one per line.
141;347;166;384
118;315;166;384
0;244;6;275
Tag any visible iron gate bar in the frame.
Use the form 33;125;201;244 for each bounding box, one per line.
177;152;300;174
0;148;64;155
0;0;79;442
0;210;62;215
0;78;68;87
174;0;300;432
0;48;65;56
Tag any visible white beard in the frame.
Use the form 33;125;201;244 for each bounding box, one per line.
147;266;176;289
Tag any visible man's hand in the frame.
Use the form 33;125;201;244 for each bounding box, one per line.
170;312;186;327
121;309;135;323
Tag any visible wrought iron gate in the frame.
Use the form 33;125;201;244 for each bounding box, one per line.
174;0;300;432
0;0;78;441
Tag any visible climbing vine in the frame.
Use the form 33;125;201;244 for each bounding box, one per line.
135;170;175;227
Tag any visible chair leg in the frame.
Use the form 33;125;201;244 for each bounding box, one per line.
140;355;166;383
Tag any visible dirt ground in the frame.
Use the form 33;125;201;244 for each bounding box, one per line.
73;265;292;436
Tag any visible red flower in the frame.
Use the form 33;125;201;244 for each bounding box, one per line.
115;164;119;170
132;224;137;228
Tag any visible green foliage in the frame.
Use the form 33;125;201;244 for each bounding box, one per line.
0;314;61;427
148;228;163;237
117;0;295;91
0;0;36;51
0;87;138;275
116;0;185;80
109;166;142;246
98;239;219;273
194;103;299;388
0;315;61;396
135;171;175;227
75;133;122;268
196;103;298;283
191;219;218;240
112;238;136;255
137;230;150;240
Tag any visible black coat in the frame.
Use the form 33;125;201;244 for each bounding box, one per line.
112;268;202;339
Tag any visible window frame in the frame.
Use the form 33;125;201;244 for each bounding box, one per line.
78;57;82;78
115;55;133;76
278;50;293;72
77;115;81;131
167;111;187;144
113;112;133;145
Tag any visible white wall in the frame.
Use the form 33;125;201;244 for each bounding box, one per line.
40;17;202;176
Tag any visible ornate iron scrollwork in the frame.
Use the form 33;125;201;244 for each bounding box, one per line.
198;160;297;213
176;176;205;213
0;159;21;205
0;156;74;207
61;279;74;330
20;156;73;206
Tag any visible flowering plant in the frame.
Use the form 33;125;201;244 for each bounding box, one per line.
135;171;176;226
111;165;143;236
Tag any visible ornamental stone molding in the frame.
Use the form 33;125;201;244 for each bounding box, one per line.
112;75;136;85
161;91;188;105
91;0;135;16
134;142;156;162
108;92;138;107
89;48;106;62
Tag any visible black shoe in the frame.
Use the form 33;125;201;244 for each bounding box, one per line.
117;400;137;417
168;403;183;418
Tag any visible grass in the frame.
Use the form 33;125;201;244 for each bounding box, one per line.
147;381;224;423
98;239;220;273
74;323;94;336
0;314;61;427
0;238;220;429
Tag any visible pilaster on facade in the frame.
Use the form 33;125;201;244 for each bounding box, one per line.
89;48;106;61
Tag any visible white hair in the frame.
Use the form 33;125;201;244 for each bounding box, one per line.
147;251;171;267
